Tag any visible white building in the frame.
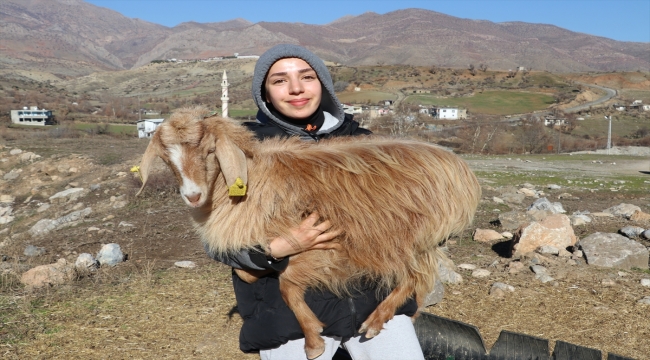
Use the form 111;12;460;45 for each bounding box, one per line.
437;107;467;120
343;104;363;115
10;106;55;126
137;119;164;138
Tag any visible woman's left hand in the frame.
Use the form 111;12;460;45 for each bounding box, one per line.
268;212;342;259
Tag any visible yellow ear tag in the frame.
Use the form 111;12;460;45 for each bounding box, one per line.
228;177;247;197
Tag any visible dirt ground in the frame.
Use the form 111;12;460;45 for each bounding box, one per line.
1;132;649;359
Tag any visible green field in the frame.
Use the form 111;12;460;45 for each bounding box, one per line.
72;123;136;135
337;91;398;104
404;91;556;115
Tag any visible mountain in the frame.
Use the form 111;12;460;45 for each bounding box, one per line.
1;0;648;78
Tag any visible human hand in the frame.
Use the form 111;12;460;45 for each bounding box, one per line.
267;212;342;259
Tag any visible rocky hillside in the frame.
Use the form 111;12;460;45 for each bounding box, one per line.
1;0;648;77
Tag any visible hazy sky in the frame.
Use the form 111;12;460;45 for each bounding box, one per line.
85;0;650;43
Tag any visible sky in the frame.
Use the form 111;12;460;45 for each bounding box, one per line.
85;0;650;43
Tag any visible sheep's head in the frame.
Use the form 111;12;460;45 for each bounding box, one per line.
137;107;248;208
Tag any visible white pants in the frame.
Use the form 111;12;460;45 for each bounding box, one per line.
259;315;425;360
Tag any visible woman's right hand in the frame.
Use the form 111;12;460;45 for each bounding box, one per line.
267;212;341;259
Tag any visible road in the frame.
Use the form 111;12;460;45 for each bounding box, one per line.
563;82;617;113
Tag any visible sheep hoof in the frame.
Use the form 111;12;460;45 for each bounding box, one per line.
359;321;381;338
305;345;325;359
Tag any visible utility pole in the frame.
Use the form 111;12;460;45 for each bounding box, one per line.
605;115;612;155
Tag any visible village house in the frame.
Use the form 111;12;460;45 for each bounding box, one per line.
343;104;363;115
544;117;567;127
436;107;467;120
10;106;56;126
136;119;164;138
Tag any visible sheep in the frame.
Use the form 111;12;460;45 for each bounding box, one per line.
137;106;481;359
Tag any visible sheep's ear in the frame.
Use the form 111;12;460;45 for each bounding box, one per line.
136;133;162;196
215;135;247;196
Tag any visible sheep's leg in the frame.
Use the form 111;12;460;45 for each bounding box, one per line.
279;277;326;359
358;283;415;339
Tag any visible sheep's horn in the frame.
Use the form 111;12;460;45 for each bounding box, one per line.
136;132;162;196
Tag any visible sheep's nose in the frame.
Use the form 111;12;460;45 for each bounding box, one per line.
185;193;201;204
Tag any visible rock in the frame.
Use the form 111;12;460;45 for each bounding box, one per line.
49;188;86;204
511;214;577;257
547;184;562;190
90;184;101;191
24;245;46;257
591;212;615;218
643;230;650;240
9;149;22;155
518;188;537;197
619;226;646;238
637;296;650;305
508;261;525;274
472;269;491;278
0;195;15;204
528;197;566;214
629;210;650;222
4;171;20;181
20;258;75;288
641;279;650;287
531;265;555;283
498;211;534;231
174;261;196;269
457;263;477;271
500;192;525;205
603;203;642;218
521;183;535;189
527;209;553;222
112;200;128;209
570;214;592;226
558;248;572;258
75;253;98;271
37;203;51;213
537;245;559;255
19;152;39;162
118;221;134;227
473;229;503;242
580;232;649;270
438;260;463;285
29;207;93;237
29;219;57;237
97;243;124;267
492;196;504;204
87;227;100;232
490;282;515;294
423;279;445;307
501;231;513;239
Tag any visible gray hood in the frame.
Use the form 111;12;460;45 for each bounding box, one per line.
252;44;344;136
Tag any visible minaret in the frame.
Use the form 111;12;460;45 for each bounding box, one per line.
221;70;229;118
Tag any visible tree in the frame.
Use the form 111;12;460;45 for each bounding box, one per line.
468;64;476;76
516;117;552;153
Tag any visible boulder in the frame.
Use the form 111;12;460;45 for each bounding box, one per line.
498;211;534;231
97;243;124;266
20;258;75;288
422;279;445;307
528;197;565;214
580;232;649;270
473;229;503;242
603;203;642;218
75;253;98;271
630;210;650;222
49;188;86;204
24;245;46;257
511;214;577;256
619;226;646;239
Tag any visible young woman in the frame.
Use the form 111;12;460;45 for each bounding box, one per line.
208;44;425;360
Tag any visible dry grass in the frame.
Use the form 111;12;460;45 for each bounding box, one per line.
1;262;256;360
